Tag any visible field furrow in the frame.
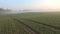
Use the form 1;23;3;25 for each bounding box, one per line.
13;18;40;34
0;18;28;34
22;19;60;30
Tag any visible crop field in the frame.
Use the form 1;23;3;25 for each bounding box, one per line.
0;12;60;34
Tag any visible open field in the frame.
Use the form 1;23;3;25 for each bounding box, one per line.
0;12;60;34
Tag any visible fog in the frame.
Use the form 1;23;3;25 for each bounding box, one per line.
1;11;22;14
1;9;60;15
1;10;59;15
0;10;33;15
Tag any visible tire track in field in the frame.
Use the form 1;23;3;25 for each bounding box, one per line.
23;19;60;30
13;18;40;34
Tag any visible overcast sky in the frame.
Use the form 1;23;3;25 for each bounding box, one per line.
0;0;60;11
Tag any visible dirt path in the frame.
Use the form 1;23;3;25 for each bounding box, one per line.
13;18;40;34
22;19;60;30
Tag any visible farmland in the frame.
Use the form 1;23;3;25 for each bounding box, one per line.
0;12;60;34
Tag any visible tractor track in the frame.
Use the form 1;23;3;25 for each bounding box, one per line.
13;18;40;34
22;19;60;30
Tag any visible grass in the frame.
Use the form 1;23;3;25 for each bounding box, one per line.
0;16;29;34
15;12;60;34
0;12;60;34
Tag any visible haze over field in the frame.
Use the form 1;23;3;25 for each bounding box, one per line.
0;0;60;14
0;0;60;34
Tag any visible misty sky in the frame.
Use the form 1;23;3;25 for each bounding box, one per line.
0;0;60;11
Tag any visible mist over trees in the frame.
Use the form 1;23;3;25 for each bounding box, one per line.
0;8;11;14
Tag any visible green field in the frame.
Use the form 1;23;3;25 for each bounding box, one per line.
0;12;60;34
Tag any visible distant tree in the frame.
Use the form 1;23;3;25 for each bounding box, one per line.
0;8;4;11
0;8;5;14
6;9;11;11
0;8;11;14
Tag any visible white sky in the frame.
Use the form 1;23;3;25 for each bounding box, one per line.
32;0;60;11
0;0;60;11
